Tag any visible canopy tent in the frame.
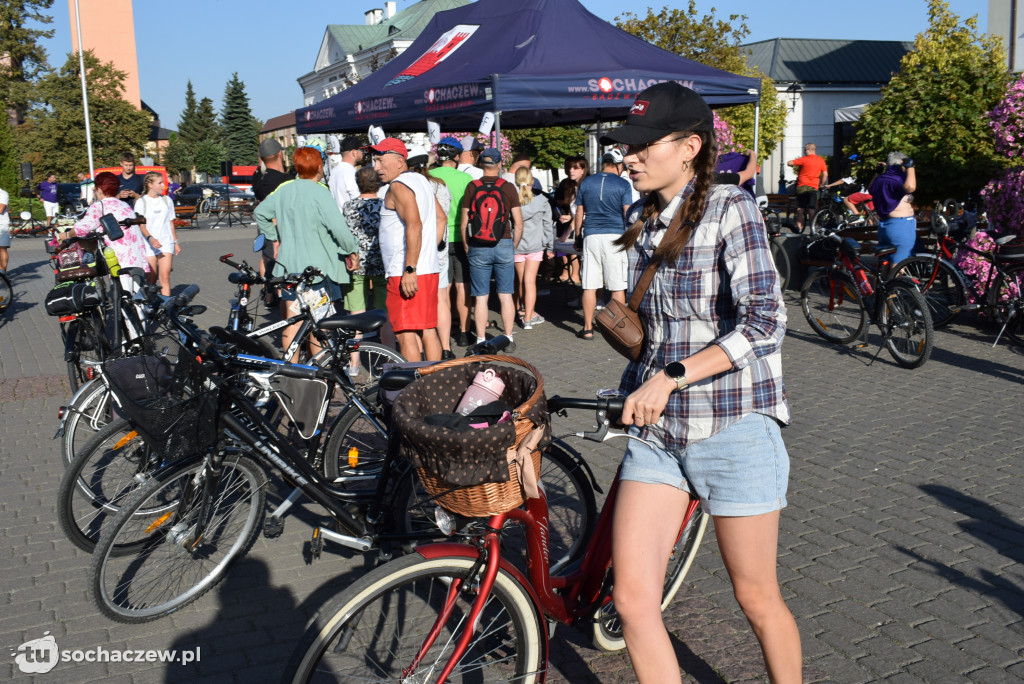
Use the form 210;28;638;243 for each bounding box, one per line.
296;0;760;135
834;103;870;123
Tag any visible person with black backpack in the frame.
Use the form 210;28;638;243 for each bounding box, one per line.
459;147;523;345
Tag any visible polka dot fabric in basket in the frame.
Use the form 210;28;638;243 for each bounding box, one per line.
392;362;549;487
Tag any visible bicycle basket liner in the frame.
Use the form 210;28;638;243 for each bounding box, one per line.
392;355;549;517
102;334;220;461
269;374;329;440
999;236;1024;262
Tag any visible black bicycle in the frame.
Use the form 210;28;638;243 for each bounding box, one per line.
801;230;934;368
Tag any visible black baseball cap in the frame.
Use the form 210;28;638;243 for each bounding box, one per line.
340;136;363;152
600;82;713;146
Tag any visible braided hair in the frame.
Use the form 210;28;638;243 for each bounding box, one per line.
615;128;718;262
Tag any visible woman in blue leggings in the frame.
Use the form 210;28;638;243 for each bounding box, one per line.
869;152;918;264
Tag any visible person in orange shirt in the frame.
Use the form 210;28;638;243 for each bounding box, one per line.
787;143;828;231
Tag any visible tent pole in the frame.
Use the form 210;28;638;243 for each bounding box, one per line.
596;119;601;168
752;104;760;194
492;73;501;151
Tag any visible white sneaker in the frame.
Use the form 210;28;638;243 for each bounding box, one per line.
523;320;533;330
528;314;545;326
347;366;360;378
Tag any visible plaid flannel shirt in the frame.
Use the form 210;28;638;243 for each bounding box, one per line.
618;181;789;450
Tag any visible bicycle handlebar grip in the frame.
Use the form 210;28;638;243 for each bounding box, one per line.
119;217;146;226
604;397;625;423
162;284;200;312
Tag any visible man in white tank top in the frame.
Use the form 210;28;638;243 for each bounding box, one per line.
371;138;445;361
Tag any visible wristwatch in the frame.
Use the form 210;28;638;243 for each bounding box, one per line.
404;265;416;274
664;362;688;391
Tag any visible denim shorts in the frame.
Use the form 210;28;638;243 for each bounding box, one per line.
467;239;514;297
620;412;789;517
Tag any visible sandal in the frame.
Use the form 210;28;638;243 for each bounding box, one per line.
577;329;594;341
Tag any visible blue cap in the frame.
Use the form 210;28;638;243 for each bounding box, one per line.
480;148;501;165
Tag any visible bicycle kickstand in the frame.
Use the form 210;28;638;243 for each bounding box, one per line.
993;304;1018;348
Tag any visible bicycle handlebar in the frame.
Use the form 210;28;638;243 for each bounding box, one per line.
160;284;200;313
119;217;146;226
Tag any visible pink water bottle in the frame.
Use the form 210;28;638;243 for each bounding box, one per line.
455;368;506;416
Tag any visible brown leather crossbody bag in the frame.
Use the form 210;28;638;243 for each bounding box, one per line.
596;210;693;361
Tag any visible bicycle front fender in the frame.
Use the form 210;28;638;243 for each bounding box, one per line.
415;543;552;665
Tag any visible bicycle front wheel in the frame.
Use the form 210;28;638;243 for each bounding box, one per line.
57;418;164;553
349;339;404;384
591;506;709;652
322;390;387;483
286;553;543;684
989;263;1024;347
392;439;597;572
89;453;266;622
889;255;963;328
881;279;934;368
195;198;211;219
811;207;842;235
0;271;12;314
61;378;115;466
801;270;867;343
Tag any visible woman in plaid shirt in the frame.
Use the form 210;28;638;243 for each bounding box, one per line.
603;83;801;683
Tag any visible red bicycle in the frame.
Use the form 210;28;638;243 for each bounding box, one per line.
285;395;708;682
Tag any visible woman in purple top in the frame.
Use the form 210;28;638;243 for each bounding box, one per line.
868;152;918;264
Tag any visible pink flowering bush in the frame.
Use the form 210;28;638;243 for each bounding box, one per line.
713;112;737;153
988;75;1024;158
956;78;1024;301
442;132;512;161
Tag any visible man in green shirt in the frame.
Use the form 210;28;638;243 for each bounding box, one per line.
430;137;474;347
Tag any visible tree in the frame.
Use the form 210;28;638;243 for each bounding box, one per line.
0;0;54;124
615;2;786;159
504;125;587;174
0;116;18;192
176;80;203;146
161;131;192;178
850;0;1008;202
19;50;150;181
219;73;259;165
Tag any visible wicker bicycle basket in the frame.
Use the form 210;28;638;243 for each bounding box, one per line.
101;333;220;461
392;355;548;517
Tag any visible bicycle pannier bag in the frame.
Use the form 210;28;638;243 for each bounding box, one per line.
44;280;101;315
467;178;509;245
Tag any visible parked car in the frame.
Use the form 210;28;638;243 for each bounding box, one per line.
57;183;86;217
174;183;255;218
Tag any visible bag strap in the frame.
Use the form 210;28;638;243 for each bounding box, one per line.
627;208;694;312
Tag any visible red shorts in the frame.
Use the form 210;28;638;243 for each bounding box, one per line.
387;272;439;333
847;192;874;210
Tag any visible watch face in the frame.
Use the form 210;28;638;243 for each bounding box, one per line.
666;362;686;379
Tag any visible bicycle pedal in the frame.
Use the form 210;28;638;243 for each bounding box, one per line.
263;516;285;538
310;527;324;561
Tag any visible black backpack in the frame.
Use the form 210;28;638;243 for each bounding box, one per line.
467;178;509;245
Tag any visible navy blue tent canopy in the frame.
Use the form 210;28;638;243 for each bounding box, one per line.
296;0;760;134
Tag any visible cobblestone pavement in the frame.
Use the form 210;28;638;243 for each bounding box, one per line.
2;222;1023;683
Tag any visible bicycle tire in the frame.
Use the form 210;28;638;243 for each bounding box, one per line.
89;453;266;622
881;279;934;368
195;198;211;219
392;438;598;573
769;236;792;293
322;389;387;482
61;379;114;465
591;506;709;652
989;263;1024;347
889;255;963;328
0;271;12;314
57;418;166;553
349;340;405;385
811;207;842;235
285;553;543;684
801;269;867;344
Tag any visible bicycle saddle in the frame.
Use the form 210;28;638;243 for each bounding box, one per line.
318;308;387;332
874;245;898;258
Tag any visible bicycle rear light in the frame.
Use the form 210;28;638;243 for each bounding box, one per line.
57;406;66;420
85;367;96;381
345;340;360;351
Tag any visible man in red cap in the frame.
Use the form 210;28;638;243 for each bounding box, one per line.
371;137;446;360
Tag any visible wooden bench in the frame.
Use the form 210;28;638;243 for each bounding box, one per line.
173;205;197;228
209;199;255;228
